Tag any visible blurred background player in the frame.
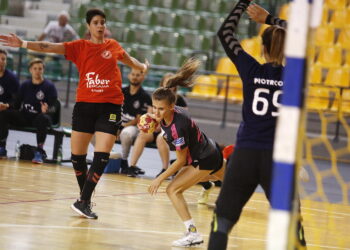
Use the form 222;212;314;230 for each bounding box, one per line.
38;10;79;43
0;8;148;219
208;1;306;249
118;68;152;177
0;48;20;158
148;58;227;247
0;58;57;163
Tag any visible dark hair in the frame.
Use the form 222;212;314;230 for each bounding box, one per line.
160;73;174;87
86;8;106;25
29;58;44;69
153;58;201;105
262;25;286;66
0;49;7;56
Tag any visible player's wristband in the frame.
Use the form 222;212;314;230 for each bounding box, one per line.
21;41;28;48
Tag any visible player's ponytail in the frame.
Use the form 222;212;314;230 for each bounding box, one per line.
262;26;286;66
165;57;201;88
153;58;201;105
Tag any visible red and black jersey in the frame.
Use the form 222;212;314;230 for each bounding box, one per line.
160;107;216;165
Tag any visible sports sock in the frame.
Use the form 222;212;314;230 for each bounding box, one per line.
71;154;88;193
80;152;109;201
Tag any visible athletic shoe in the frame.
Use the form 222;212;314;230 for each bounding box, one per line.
0;147;7;159
120;159;129;174
156;168;166;178
198;182;215;204
70;200;98;219
172;231;204;247
32;151;43;164
127;167;138;177
134;166;145;175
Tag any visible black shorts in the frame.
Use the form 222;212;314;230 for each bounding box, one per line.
72;102;122;135
193;143;223;174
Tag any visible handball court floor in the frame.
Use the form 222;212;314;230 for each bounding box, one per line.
0;131;349;250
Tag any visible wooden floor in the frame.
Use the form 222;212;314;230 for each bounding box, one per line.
0;160;349;250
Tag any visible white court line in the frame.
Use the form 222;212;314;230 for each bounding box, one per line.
8;165;350;217
0;223;265;242
0;223;349;250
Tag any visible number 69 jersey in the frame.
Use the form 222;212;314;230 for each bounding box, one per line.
235;52;284;150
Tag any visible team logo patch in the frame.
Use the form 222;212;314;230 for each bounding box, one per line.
172;137;185;147
0;86;3;95
133;100;140;109
109;114;117;122
101;50;112;59
36;90;45;100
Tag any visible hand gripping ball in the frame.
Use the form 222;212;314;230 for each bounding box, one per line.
138;114;158;134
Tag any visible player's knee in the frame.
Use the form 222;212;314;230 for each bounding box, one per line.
120;130;133;143
166;184;182;197
71;154;87;170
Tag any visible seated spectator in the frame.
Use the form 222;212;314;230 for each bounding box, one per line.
0;49;20;158
119;68;152;177
0;58;58;163
128;73;188;177
38;11;79;43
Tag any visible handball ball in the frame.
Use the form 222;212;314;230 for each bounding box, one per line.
138;114;158;134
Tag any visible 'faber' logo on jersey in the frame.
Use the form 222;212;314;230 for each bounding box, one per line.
101;50;112;59
0;86;3;95
172;137;185;147
109;114;117;122
36;90;45;100
85;72;111;89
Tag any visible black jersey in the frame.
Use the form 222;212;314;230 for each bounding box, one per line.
122;86;151;123
16;79;57;114
217;0;284;150
161;107;216;165
0;69;19;107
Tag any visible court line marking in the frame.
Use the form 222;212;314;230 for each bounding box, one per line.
2;165;350;217
0;191;153;205
0;223;348;250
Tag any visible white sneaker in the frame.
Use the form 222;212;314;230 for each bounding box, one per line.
172;232;203;247
197;182;214;204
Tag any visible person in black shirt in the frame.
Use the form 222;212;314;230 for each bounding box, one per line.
0;58;57;163
0;49;19;158
148;58;227;247
208;1;306;249
119;68;152;177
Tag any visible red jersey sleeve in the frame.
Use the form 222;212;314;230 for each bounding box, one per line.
64;40;84;64
112;39;125;60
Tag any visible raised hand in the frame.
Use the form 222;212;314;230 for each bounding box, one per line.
0;33;23;48
142;59;150;75
247;3;270;24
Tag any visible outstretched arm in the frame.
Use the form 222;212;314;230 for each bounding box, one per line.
0;33;65;54
217;0;251;60
247;3;287;28
120;52;149;73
